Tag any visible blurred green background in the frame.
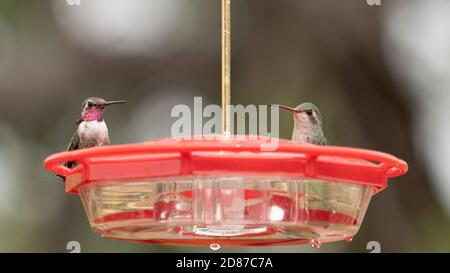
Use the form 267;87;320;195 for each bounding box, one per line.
0;0;449;252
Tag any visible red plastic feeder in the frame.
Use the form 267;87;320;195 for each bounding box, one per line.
44;135;407;247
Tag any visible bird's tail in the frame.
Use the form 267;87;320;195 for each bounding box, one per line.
56;161;76;182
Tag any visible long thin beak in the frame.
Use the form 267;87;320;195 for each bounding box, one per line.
268;104;299;113
105;100;126;106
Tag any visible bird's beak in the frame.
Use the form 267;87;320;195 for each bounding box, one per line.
105;100;127;106
268;104;299;113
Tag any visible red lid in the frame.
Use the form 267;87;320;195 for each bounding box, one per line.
44;135;408;194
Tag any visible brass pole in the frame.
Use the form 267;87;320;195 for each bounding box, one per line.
221;0;231;136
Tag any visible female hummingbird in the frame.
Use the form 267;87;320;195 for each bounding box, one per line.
64;97;126;169
270;102;328;145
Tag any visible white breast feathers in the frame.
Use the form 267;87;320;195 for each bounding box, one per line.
77;120;110;147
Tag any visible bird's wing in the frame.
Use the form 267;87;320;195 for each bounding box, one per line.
67;131;80;151
64;131;80;169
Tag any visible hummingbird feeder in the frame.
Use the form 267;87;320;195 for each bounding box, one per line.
44;0;408;248
45;135;407;247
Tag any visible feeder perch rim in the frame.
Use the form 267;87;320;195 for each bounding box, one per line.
44;136;408;196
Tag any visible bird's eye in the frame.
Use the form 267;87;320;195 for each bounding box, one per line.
87;102;94;107
306;110;313;116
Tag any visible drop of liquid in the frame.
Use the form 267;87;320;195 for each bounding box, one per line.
311;239;321;249
209;243;221;251
390;166;398;172
345;236;353;243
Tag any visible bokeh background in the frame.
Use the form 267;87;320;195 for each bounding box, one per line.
0;0;449;252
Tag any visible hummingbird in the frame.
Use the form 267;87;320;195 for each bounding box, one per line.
269;102;328;145
64;97;126;170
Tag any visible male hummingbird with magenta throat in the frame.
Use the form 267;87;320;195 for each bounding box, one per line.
64;97;126;170
269;102;328;145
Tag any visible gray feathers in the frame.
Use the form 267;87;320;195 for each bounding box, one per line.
65;131;80;169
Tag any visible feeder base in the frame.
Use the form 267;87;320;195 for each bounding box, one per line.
79;175;373;247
